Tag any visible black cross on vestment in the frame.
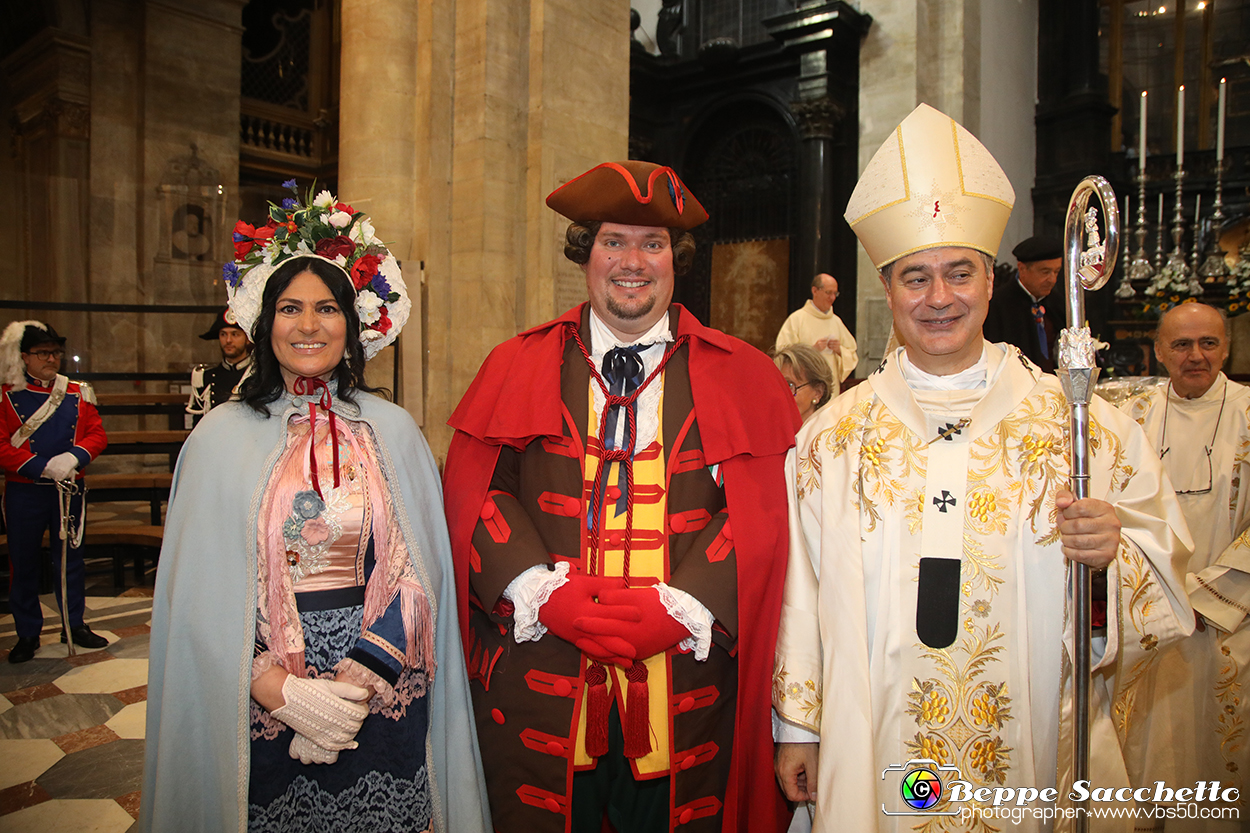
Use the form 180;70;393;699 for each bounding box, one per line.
933;491;957;513
940;423;962;440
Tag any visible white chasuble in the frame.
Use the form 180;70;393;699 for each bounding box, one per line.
1123;375;1250;820
774;343;1193;833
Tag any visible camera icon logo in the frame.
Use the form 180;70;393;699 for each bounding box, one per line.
881;759;962;817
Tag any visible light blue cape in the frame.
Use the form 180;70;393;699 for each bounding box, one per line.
140;392;490;833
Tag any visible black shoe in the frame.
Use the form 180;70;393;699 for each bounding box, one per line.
61;626;108;650
7;636;39;664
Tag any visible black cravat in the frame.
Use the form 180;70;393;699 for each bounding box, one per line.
600;345;645;516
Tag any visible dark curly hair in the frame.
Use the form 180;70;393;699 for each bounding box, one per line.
563;221;696;277
238;256;387;416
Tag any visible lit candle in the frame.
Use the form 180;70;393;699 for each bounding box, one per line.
1177;85;1185;168
1140;91;1148;161
1217;77;1227;162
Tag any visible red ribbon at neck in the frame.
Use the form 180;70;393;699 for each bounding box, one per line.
291;376;340;499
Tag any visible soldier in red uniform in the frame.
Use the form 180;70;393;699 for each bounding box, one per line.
444;161;799;832
0;321;109;663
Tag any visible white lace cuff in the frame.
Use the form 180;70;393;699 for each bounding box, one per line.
504;562;571;643
656;583;713;661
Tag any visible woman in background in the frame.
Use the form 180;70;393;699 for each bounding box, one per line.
774;343;835;424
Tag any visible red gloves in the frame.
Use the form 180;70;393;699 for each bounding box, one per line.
577;586;691;664
538;575;634;666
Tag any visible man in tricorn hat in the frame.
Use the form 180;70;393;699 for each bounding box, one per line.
982;235;1064;372
185;307;252;425
444;161;797;832
0;321;109;663
772;105;1192;831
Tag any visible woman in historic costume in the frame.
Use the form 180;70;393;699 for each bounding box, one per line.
141;184;490;833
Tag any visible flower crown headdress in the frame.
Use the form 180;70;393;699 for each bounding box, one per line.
223;179;411;360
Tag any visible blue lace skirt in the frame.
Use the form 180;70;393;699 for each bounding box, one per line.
247;601;432;833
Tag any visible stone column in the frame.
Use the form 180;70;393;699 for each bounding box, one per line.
791;93;840;299
339;0;421;415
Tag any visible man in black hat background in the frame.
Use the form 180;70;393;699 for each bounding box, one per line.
0;321;109;663
982;235;1065;372
185;307;252;426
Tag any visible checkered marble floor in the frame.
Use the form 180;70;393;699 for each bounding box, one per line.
0;585;152;832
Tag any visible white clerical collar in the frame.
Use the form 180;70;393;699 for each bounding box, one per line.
804;299;833;320
899;346;989;391
1167;372;1226;404
588;309;673;359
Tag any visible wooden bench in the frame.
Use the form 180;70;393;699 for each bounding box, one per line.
100;429;191;470
0;524;163;591
96;392;189;431
85;472;173;526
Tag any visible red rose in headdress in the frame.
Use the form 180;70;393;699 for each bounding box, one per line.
335;201;355;215
314;235;355;261
374;307;392;335
350;253;382;291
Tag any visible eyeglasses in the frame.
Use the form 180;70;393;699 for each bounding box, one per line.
25;349;64;361
787;380;813;395
1159;379;1225;496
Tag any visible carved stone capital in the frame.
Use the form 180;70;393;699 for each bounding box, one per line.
791;96;843;141
14;97;90;141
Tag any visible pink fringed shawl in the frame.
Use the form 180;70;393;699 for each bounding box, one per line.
254;409;435;679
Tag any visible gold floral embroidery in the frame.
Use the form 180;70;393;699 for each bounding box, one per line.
1214;635;1244;795
906;679;953;727
968;735;1011;784
773;658;822;730
965;487;1007;536
904;731;952;765
906;489;925;535
969;683;1011;730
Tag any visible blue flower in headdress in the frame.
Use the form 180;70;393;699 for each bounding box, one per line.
370;274;391;297
223;262;242;288
282;178;298;191
292;490;325;519
281;197;297;209
283;516;304;540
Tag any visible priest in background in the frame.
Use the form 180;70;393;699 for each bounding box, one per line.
1122;301;1250;829
772;103;1194;832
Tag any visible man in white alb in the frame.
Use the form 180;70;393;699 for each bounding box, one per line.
775;273;858;384
772;103;1194;833
1122;301;1250;830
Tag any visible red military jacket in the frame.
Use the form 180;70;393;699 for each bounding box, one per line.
444;304;799;833
1;375;108;483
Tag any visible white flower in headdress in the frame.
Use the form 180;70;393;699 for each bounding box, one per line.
313;190;334;209
328;211;351;229
349;217;375;246
357;291;383;325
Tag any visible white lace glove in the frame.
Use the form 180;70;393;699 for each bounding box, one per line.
289;731;342;765
41;452;79;482
271;676;370;755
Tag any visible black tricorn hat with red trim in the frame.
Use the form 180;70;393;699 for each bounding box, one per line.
546;161;709;230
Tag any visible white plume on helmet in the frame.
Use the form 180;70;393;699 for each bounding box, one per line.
1;320;51;391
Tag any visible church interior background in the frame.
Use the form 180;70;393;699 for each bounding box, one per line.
0;0;1246;827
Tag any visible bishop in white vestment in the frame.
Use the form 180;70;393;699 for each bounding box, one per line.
1122;302;1250;830
773;103;1194;833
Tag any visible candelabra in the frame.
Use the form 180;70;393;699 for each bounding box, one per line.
1125;169;1153;291
1190;193;1203;278
1153;199;1165;276
1199;159;1230;282
1164;169;1202;296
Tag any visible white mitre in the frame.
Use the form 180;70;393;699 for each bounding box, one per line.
845;103;1015;270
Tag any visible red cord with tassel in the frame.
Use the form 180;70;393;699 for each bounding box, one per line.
623;660;651;758
584;662;610;758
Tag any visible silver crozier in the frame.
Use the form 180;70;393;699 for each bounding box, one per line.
1056;176;1119;830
